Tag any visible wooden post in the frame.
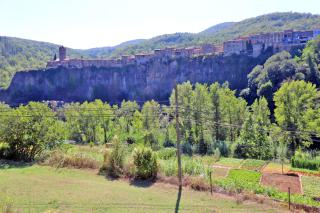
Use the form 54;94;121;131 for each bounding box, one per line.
209;170;213;195
175;84;182;189
288;187;291;210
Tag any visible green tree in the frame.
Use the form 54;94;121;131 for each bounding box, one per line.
274;80;318;154
169;81;194;143
235;97;272;160
0;102;65;161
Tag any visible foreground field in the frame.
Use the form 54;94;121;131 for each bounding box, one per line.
0;165;287;213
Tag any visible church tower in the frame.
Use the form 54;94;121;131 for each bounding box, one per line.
59;46;66;61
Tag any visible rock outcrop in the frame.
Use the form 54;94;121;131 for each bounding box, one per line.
0;52;273;105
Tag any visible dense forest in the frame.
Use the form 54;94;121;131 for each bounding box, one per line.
1;12;320;89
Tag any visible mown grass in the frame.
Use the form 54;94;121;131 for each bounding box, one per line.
302;176;320;198
214;157;244;168
240;159;266;171
0;165;284;213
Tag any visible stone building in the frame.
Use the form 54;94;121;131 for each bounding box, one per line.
223;38;248;56
59;46;67;61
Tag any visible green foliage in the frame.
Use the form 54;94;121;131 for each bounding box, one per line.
291;150;320;171
0;102;65;161
132;147;158;179
274;80;319;154
247;51;299;100
300;35;320;86
104;136;126;177
159;156;212;180
64;100;114;144
0;37;88;89
157;147;176;160
235;97;272;160
170;81;247;155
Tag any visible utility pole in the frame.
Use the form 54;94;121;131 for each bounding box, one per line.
175;84;182;189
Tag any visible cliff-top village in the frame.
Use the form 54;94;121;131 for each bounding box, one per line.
47;28;320;69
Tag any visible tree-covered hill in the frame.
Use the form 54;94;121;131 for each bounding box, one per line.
1;12;320;89
104;12;320;58
0;37;89;88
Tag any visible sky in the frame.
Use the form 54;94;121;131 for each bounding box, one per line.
1;0;320;49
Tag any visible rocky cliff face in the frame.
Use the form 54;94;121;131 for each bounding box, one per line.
0;53;272;105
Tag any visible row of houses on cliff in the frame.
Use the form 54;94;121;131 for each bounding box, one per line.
47;28;320;69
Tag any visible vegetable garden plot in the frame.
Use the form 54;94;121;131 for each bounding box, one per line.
260;173;302;194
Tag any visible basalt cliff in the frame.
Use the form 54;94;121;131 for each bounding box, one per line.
0;52;273;105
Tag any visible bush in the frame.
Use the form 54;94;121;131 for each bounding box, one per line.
198;138;208;155
190;177;209;191
144;132;160;151
133;147;158;179
182;142;193;156
123;161;136;178
0;103;66;161
157;148;176;160
103;136;126;177
213;148;221;161
291;150;320;171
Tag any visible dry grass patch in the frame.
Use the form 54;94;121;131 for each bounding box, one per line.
261;162;290;174
42;150;100;169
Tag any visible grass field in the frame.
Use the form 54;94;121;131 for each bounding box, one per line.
214;157;244;168
0;165;286;213
302;176;320;198
240;159;266;171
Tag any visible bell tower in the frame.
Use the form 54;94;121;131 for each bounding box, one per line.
59;46;66;61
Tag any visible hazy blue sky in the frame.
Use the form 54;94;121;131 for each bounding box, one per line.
1;0;319;49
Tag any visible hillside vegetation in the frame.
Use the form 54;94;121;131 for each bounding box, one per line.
0;37;87;88
1;12;320;89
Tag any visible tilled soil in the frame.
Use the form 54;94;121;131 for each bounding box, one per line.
260;173;302;194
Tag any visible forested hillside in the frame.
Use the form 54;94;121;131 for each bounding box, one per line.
0;37;87;88
104;12;320;58
1;12;320;89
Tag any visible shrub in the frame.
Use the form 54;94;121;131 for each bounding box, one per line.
213;148;221;161
159;159;177;176
123;161;136;178
190;177;209;191
104;136;126;177
291;150;320;171
182;142;193;156
198;138;208;155
143;132;160;151
0;102;66;161
157;148;176;160
133;147;158;179
163;139;175;148
0;142;10;158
